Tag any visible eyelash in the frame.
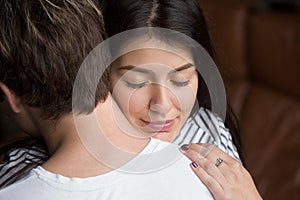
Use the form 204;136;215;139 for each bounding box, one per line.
124;81;149;89
170;80;191;87
124;80;191;89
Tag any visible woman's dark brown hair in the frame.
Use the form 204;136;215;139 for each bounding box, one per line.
101;0;243;159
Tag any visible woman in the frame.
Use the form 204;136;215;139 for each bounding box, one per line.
101;0;242;154
101;0;261;199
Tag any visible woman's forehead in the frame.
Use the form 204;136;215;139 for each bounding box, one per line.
121;48;189;63
116;36;194;63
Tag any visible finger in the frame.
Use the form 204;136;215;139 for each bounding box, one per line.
182;143;244;182
187;143;242;171
184;143;215;159
190;161;224;200
196;144;245;180
195;143;239;165
181;144;261;200
183;147;228;186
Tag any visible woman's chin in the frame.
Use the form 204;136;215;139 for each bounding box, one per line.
152;132;176;143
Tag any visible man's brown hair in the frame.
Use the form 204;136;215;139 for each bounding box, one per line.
0;0;109;119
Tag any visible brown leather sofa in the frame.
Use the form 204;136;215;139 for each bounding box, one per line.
200;0;300;199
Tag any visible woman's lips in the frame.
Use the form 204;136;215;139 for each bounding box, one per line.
141;119;175;132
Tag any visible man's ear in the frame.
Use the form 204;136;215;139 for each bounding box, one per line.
0;81;22;113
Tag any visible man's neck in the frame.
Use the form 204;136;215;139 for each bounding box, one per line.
40;96;150;178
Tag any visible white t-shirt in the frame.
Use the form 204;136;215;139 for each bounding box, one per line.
0;138;213;200
0;108;240;190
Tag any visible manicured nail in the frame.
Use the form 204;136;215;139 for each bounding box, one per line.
180;144;189;151
191;161;198;168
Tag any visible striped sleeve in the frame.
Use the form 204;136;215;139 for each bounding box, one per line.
173;107;241;162
0;145;49;189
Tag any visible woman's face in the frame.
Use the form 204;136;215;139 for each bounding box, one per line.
110;48;198;142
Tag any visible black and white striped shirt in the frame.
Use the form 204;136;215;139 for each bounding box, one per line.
0;107;240;189
0;144;49;189
174;107;240;160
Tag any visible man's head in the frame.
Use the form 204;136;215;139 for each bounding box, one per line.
0;0;109;122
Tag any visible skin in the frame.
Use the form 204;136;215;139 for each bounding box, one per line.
110;48;198;142
0;81;150;177
180;143;263;200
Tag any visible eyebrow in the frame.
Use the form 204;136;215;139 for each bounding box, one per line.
170;63;194;74
118;63;194;74
118;65;150;74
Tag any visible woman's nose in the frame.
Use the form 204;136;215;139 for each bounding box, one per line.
149;85;173;114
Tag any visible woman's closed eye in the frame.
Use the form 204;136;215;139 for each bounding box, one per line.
121;71;151;89
169;69;196;88
124;80;150;89
170;80;191;87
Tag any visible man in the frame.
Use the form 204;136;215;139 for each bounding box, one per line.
0;0;213;199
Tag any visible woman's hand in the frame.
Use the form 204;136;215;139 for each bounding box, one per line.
180;143;263;200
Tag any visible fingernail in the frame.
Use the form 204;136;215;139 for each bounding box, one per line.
180;144;189;151
191;161;198;168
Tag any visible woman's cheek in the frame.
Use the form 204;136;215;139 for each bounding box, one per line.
128;89;151;121
172;85;197;113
